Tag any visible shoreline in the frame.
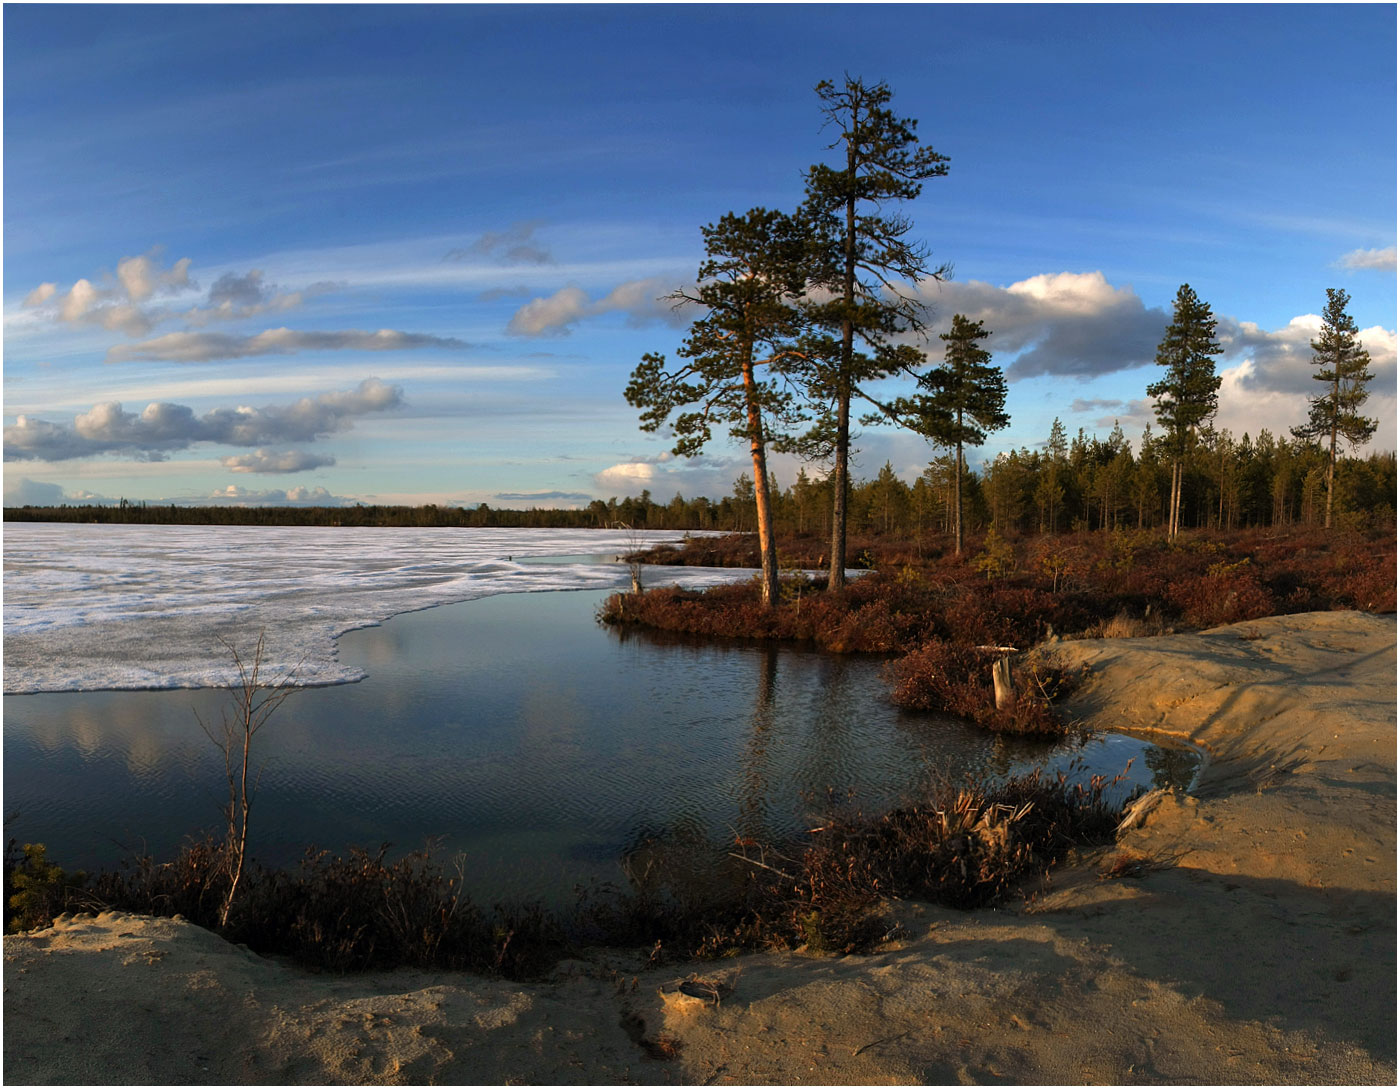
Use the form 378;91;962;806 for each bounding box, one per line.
5;609;1394;1084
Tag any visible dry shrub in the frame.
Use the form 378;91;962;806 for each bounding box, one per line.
885;640;1073;738
1167;558;1277;628
703;769;1127;955
1084;608;1169;640
88;841;562;978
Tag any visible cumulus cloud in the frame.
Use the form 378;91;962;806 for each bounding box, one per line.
116;254;192;301
911;272;1167;380
206;484;352;507
1335;246;1397;271
25;253;198;336
106;328;467;363
591;451;760;500
4;378;402;463
1217;314;1397;397
3;477;69;506
445;220;553;265
593;461;661;492
17;251;352;340
507;276;690;336
220;449;338;474
23;283;57;307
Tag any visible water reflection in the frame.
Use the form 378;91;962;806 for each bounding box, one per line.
4;588;1197;909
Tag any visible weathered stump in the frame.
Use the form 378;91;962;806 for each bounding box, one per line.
992;656;1015;710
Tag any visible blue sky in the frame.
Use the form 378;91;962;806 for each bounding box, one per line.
4;3;1395;508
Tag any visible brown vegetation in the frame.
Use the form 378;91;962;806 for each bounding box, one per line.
611;525;1396;736
8;768;1124;976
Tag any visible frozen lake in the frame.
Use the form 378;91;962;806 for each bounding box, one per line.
2;523;1196;907
2;524;745;692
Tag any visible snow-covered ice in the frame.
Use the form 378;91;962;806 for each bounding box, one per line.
2;524;750;693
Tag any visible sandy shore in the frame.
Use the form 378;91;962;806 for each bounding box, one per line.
5;609;1395;1085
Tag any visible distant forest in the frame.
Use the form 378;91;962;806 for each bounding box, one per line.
7;426;1395;536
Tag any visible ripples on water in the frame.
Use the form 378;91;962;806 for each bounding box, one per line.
4;587;1198;908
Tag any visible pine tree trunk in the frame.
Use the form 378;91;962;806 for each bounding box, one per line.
1168;459;1181;539
827;142;859;592
742;354;780;607
954;442;964;555
827;382;850;589
1325;413;1338;530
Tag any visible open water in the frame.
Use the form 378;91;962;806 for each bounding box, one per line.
5;552;1197;907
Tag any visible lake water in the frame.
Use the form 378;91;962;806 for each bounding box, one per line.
4;581;1197;908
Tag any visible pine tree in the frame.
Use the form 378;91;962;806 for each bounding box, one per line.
626;208;811;606
894;315;1008;554
1291;288;1377;529
799;75;950;588
1147;284;1221;538
1035;417;1068;534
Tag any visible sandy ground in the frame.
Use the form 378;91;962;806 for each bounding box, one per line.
4;609;1395;1085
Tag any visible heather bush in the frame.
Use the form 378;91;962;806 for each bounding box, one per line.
701;769;1126;954
1167;558;1278;628
885;639;1072;737
88;840;563;978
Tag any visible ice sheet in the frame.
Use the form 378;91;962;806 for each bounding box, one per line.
2;524;751;693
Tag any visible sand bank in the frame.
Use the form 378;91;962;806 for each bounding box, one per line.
5;610;1394;1084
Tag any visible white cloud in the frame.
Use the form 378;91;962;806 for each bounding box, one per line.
507;287;593;336
30;253;197;336
1218;315;1397;397
1336;246;1397;271
106;327;468;363
592;451;762;500
4;378;403;462
206;484;352;506
58;278;102;323
220;449;337;474
14;252;352;341
911;271;1167;379
23;283;56;307
116;254;192;301
507;275;691;336
594;461;659;492
3;477;68;506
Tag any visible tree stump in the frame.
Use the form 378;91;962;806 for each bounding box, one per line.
992;656;1015;710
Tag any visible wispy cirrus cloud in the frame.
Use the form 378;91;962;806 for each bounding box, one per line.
4;378;402;462
493;490;594;504
445;220;553;265
106;328;467;363
506;275;691;336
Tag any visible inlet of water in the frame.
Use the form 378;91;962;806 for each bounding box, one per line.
4;584;1198;908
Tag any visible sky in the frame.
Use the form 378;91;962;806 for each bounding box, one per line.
3;3;1396;509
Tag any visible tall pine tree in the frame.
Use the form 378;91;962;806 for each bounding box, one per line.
893;315;1008;554
799;76;950;587
1147;284;1221;539
1290;287;1377;529
626;208;811;606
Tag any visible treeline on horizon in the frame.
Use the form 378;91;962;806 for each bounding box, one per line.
6;429;1396;536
